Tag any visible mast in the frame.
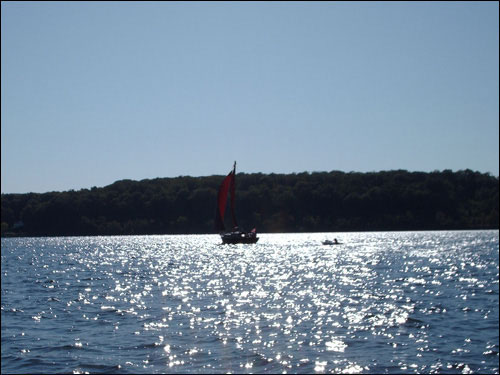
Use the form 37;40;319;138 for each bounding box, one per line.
230;161;238;228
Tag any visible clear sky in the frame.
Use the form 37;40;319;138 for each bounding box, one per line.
2;1;499;194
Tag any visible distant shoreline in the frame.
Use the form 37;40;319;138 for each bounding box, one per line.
2;228;498;240
2;170;498;237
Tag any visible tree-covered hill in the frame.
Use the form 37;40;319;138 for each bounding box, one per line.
1;169;498;237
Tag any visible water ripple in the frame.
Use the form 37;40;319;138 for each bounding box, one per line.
2;231;499;373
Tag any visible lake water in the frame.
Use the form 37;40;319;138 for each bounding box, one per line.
1;231;498;374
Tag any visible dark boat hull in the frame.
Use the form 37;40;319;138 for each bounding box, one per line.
322;240;342;245
221;231;259;244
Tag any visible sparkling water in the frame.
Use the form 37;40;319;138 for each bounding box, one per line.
1;231;498;374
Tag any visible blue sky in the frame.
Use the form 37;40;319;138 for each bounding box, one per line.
2;2;499;194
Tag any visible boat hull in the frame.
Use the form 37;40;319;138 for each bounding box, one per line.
322;240;342;245
221;231;259;244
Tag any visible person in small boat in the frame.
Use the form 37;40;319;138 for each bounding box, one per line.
334;238;339;244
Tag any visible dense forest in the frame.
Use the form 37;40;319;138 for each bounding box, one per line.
1;169;498;237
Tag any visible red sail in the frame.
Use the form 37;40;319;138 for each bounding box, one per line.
215;171;233;231
215;162;238;232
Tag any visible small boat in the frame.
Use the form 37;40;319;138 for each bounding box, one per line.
220;228;258;244
215;162;258;244
322;239;341;245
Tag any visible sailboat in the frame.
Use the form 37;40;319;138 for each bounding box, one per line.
215;162;259;244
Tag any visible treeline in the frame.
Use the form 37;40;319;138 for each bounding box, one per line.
1;169;498;237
